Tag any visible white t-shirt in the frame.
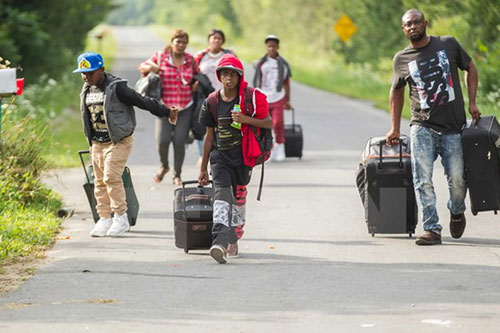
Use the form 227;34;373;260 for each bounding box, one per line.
199;51;225;91
260;57;288;103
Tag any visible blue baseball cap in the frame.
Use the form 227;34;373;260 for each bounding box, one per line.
73;52;104;73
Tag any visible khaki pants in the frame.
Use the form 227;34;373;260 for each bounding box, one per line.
91;136;133;218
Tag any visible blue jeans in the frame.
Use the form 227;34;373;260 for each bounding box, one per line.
410;125;467;234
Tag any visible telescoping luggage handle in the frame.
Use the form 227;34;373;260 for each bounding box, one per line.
181;180;214;217
78;150;92;184
287;107;297;128
377;139;404;169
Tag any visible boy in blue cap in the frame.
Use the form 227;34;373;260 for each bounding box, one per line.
74;52;178;237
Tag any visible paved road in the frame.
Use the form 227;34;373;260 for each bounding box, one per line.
1;26;500;332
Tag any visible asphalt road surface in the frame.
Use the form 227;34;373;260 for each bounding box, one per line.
1;26;500;332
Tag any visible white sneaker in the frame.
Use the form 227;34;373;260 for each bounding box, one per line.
89;217;113;237
274;143;286;162
209;245;227;264
106;213;130;237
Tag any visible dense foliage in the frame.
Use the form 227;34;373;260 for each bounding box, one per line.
108;0;500;104
0;0;113;82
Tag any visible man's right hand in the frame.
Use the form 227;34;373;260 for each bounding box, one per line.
198;170;209;186
385;129;401;146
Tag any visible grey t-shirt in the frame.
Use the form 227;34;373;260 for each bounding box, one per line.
392;36;471;133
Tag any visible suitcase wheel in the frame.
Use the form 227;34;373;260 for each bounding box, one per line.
495;210;498;215
184;248;189;254
371;233;375;237
409;233;412;238
472;210;478;216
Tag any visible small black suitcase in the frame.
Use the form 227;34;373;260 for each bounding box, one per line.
356;136;417;237
284;108;303;158
173;180;214;253
461;116;500;215
78;150;139;226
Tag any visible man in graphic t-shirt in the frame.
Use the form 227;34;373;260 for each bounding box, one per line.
386;9;481;245
253;35;292;162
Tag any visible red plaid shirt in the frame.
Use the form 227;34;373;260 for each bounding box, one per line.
147;51;199;109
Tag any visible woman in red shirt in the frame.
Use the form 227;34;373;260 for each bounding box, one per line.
140;29;199;185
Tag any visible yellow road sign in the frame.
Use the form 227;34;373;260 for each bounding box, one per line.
334;14;357;42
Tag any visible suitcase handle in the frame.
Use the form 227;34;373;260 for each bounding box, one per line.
287;107;296;127
378;140;403;169
181;180;214;218
78;150;92;184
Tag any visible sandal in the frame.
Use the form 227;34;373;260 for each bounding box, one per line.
153;166;169;183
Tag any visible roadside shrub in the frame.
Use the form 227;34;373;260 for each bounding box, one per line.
0;114;62;260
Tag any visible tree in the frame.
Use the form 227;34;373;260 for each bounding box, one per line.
0;0;113;82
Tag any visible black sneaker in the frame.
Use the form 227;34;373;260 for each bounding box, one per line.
450;213;466;239
415;230;442;245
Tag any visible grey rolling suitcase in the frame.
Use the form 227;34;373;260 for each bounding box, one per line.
78;150;139;226
356;136;417;237
173;180;214;253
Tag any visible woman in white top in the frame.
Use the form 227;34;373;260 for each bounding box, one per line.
193;29;235;161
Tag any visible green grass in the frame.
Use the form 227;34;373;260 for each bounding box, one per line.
0;119;62;261
0;196;62;260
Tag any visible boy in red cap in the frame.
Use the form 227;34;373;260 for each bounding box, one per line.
198;54;272;263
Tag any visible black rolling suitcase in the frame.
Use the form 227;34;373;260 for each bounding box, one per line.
356;135;417;237
462;116;500;215
78;150;139;226
173;180;214;253
284;108;303;158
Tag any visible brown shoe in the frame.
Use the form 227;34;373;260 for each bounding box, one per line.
450;213;466;239
415;230;442;245
227;243;239;258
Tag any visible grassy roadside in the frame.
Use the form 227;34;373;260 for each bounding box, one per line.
0;26;116;274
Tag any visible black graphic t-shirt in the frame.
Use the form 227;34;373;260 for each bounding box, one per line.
392;36;471;133
199;92;243;166
86;79;110;142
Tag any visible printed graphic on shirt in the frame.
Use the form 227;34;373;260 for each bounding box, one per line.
217;115;242;150
86;89;110;142
408;49;455;120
